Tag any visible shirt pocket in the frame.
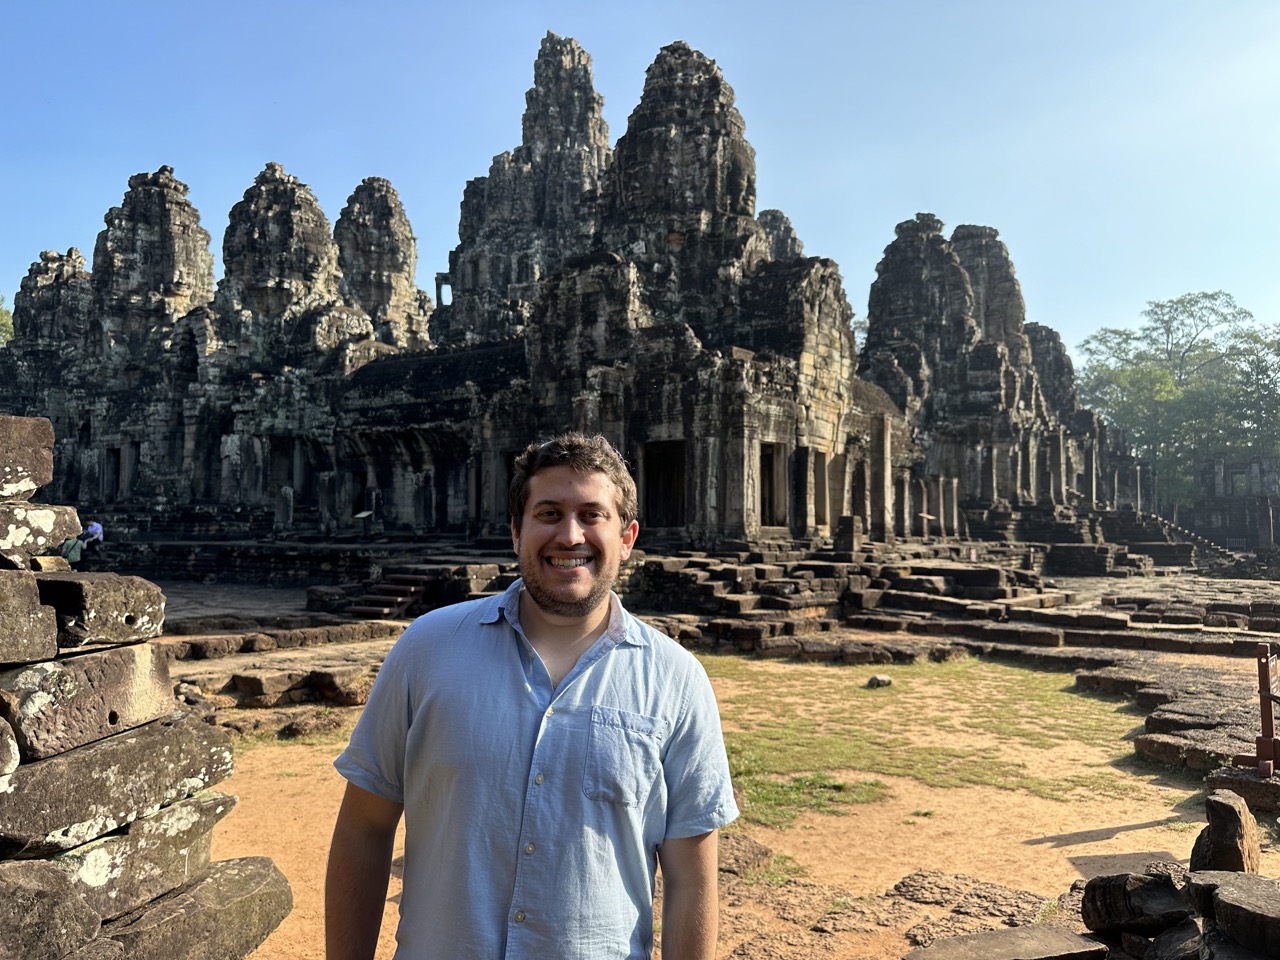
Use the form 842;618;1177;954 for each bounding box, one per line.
582;705;667;807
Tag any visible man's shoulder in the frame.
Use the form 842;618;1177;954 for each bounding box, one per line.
618;605;702;669
398;591;507;645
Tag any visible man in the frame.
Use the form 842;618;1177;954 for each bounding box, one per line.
326;432;738;960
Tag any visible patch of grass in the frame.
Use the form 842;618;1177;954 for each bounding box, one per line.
744;853;806;886
732;769;887;828
702;654;1165;808
1033;899;1062;924
912;809;934;817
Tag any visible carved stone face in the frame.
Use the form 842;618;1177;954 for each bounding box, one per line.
511;465;638;622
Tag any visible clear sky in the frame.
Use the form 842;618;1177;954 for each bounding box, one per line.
2;0;1277;356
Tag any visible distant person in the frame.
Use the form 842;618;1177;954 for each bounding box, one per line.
55;521;103;568
325;432;737;959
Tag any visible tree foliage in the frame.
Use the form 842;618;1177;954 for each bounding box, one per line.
0;294;12;345
1077;290;1276;512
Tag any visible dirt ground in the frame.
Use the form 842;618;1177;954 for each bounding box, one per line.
211;668;1280;960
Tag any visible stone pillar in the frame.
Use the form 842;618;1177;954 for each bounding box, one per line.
1259;498;1275;550
1049;429;1066;505
894;472;910;539
946;478;960;539
931;476;946;538
1133;463;1143;513
1213;459;1226;497
980;444;998;504
912;478;928;537
1020;436;1035;505
1083;443;1098;507
869;415;893;544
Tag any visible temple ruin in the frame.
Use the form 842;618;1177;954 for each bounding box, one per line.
0;33;1142;566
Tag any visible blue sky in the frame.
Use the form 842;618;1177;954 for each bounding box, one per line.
2;0;1277;356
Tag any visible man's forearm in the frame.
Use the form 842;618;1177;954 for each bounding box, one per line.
659;831;720;960
325;786;403;960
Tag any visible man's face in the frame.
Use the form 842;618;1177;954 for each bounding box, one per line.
512;465;639;621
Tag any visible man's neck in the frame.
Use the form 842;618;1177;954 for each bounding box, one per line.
518;592;613;687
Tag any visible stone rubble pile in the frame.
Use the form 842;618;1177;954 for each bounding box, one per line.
0;415;290;960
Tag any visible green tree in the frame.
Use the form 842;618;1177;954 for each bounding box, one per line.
1077;291;1254;511
0;294;12;345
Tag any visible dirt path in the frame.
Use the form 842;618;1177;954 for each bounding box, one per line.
212;670;1279;959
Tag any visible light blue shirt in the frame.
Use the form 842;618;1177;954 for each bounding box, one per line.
334;580;738;959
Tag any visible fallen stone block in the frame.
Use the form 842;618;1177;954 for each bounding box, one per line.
0;712;234;857
0;643;175;759
0;502;81;567
1205;767;1280;814
1190;790;1261;874
0;416;55;500
0;858;101;960
51;791;236;921
1082;872;1192;934
1185;871;1280;956
0;569;58;666
34;572;165;647
900;923;1107;958
1143;916;1201;960
101;856;292;960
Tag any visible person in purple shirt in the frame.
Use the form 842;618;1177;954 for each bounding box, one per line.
326;432;738;959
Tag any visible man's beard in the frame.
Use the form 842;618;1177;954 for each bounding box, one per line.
519;552;619;619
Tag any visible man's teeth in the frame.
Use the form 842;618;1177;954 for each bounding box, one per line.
549;557;590;568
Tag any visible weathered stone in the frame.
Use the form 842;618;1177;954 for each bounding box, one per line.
0;858;101;960
51;791;235;921
0;711;234;857
1184;871;1280;956
1190;790;1261;873
900;924;1107;958
64;940;125;959
0;569;58;666
1199;921;1271;957
0;416;54;500
0;715;16;775
1081;872;1192;934
335;177;432;349
101;856;292;960
1145;916;1201;960
0;642;175;759
34;572;165;647
91;166;215;354
0;502;81;567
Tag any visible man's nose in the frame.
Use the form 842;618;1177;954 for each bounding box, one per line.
556;514;587;545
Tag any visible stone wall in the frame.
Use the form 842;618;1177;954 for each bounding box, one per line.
0;415;290;957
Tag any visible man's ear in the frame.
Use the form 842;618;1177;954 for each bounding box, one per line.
620;519;639;559
511;520;520;553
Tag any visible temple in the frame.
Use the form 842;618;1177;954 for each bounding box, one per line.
0;34;1136;560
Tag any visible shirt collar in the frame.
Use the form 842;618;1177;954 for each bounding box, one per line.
485;578;648;647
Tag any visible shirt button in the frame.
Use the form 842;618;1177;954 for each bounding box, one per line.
524;843;535;854
545;706;554;718
515;911;526;923
534;773;544;785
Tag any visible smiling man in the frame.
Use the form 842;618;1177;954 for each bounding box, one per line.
326;432;738;960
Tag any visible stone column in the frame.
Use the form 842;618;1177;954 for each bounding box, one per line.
1083;442;1098;507
1258;497;1275;550
931;476;946;538
913;478;928;537
1049;429;1066;505
946;478;960;539
980;444;998;504
1133;463;1143;513
869;415;893;544
1214;459;1226;497
894;472;910;539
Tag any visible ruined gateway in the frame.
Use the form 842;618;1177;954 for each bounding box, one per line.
0;34;1139;554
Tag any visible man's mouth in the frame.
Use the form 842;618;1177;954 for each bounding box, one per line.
548;556;591;569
